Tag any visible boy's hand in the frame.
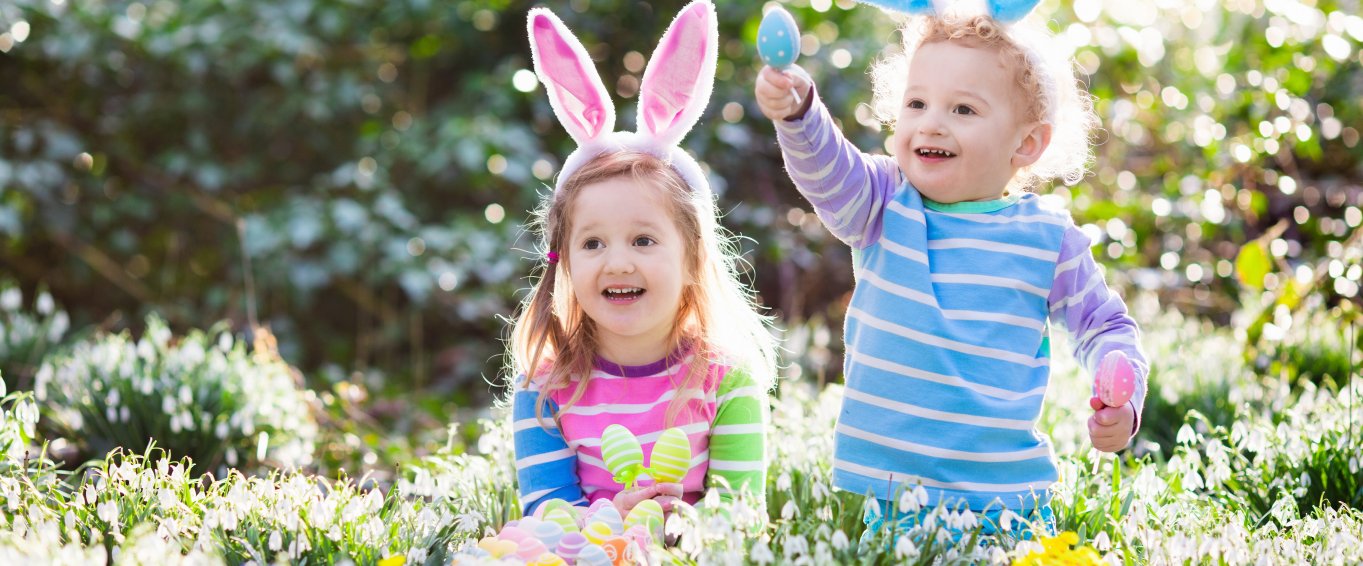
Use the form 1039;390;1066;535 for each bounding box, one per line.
756;66;813;121
1088;403;1135;453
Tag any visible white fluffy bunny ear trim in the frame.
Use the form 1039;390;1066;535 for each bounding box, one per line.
528;7;615;147
636;0;718;148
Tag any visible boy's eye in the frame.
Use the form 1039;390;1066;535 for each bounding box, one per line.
583;238;603;250
953;105;976;115
906;99;925;109
633;236;656;246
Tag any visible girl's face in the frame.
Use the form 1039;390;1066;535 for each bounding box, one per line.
565;176;691;366
892;41;1046;202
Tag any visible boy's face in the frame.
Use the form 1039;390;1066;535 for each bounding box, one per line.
564;176;689;365
892;41;1038;203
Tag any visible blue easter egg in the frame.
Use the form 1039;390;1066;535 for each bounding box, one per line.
988;0;1041;22
757;7;801;69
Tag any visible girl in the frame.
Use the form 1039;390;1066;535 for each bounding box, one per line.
510;1;776;517
754;2;1147;538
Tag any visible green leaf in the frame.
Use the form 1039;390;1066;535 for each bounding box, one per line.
1235;241;1272;291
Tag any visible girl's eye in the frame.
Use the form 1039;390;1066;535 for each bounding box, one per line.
583;238;603;250
906;99;925;109
633;236;656;247
953;105;976;115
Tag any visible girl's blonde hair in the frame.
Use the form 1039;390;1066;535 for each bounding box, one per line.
870;13;1099;192
508;150;776;427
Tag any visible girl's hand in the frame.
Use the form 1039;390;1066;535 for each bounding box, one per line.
755;66;813;121
612;485;661;514
651;482;684;512
1088;403;1135;452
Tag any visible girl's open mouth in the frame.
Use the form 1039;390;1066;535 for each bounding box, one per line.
603;287;645;303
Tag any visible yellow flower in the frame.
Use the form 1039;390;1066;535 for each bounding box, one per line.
377;556;406;566
1013;531;1104;566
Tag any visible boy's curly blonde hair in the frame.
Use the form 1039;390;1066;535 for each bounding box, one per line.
870;14;1098;191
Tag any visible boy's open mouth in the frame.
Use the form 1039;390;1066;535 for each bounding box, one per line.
916;148;956;158
603;287;645;302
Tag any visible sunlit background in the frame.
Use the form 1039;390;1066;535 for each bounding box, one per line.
0;0;1360;474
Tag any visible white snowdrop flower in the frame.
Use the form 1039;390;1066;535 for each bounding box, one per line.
899;489;921;513
36;292;53;315
831;529;849;551
105;405;118;423
119;406;129;423
776;473;792;492
0;288;21;311
988;545;1009;564
958;508;978;530
96;500;118;523
268;530;282;552
781;500;798;521
178;385;192;405
215;421;229;440
1093;530;1112;551
364;488;384;513
894;535;919;559
51;311;69;340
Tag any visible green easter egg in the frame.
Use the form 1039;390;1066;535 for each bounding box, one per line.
535;498;576;520
600;424;644;478
648;427;692;483
544;508;580;534
623;499;664;537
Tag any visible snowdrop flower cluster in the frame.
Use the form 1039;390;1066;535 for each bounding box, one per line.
34;315;317;471
0;283;70;391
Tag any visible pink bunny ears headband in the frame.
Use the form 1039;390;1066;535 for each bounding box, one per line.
857;0;1041;22
528;0;718;196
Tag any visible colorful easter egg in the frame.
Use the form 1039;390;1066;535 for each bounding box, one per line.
601;424;644;480
583;520;613;545
483;539;519;559
544;507;580;534
497;525;532;545
757;6;800;69
532;520;565;552
623;499;664;539
586;498;615;517
576;544;613;566
516;538;549;560
623;524;653;549
599;536;636;566
1094;350;1136;408
528;553;568;566
535;498;577;521
589;504;623;535
647;427;692;483
556;532;588;562
518;516;543;533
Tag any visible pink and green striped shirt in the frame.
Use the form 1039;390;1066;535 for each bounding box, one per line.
511;352;768;515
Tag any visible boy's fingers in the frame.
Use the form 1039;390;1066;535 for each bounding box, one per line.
760;66;791;90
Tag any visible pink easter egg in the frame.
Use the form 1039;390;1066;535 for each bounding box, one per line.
516;538;549;560
1095;350;1136;407
498;525;532;544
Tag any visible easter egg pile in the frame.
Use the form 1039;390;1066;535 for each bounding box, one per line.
451;497;666;565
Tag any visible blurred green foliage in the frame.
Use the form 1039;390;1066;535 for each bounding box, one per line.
0;0;1360;397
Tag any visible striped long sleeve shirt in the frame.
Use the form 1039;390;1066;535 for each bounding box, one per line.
512;353;767;515
775;92;1147;511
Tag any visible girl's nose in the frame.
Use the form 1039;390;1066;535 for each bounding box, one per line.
918;114;946;136
604;249;635;274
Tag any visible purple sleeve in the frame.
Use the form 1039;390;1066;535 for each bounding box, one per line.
772;88;902;250
1048;225;1149;434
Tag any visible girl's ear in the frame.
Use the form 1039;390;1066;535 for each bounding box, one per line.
635;0;718;147
528;8;615;145
1012;122;1052;168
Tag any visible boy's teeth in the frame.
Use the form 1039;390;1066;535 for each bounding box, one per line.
919;148;954;157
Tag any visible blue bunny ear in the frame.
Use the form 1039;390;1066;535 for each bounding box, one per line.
988;0;1041;22
855;0;935;15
